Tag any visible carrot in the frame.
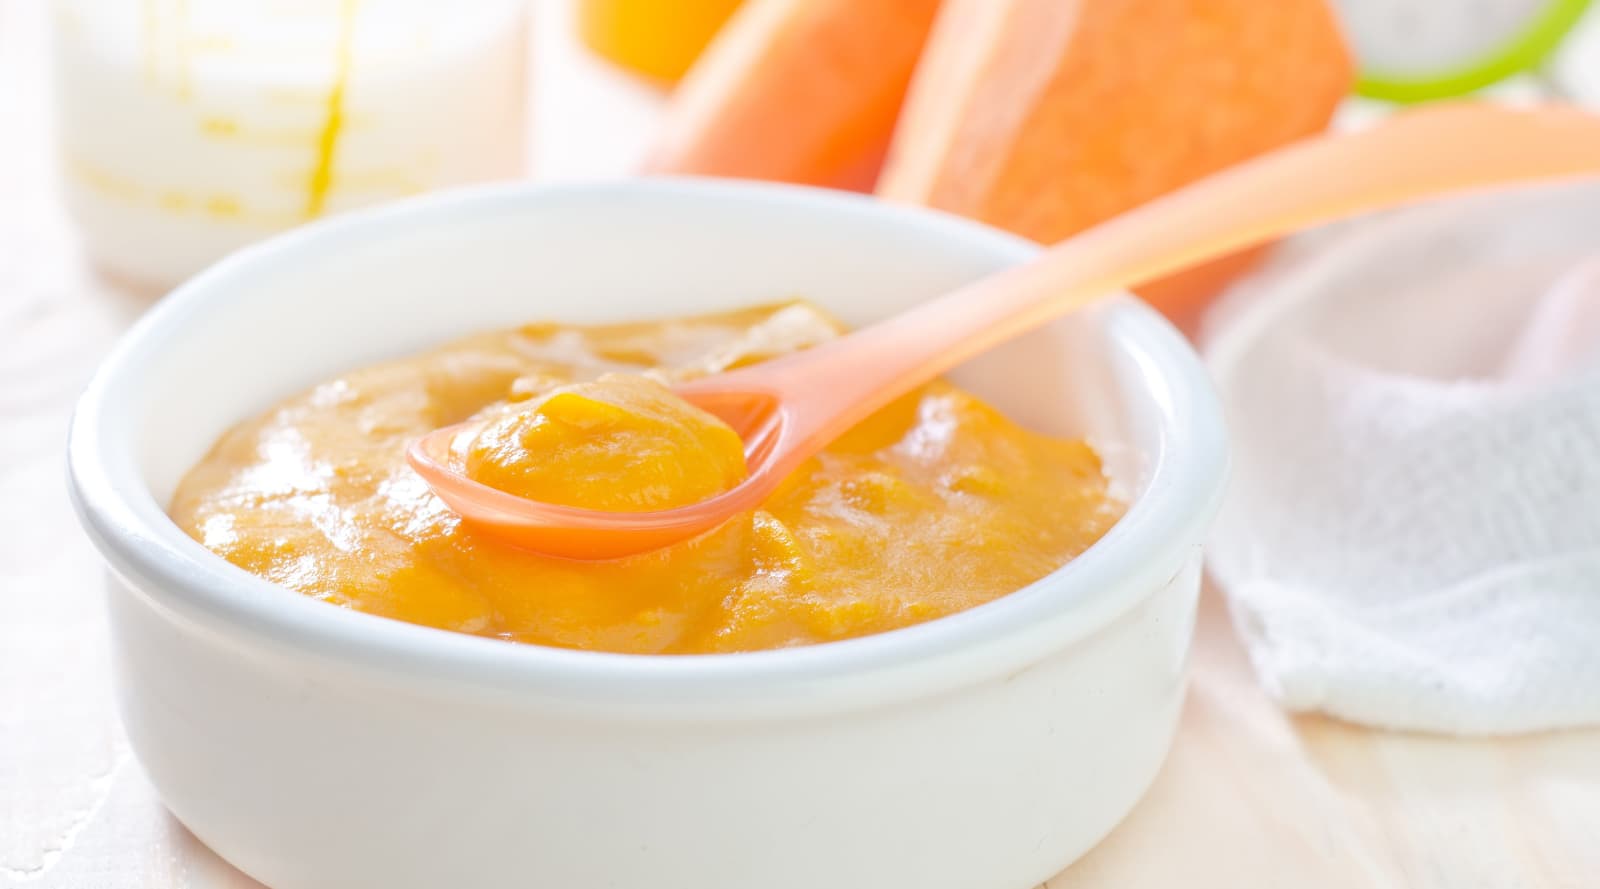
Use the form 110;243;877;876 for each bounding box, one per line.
877;0;1352;319
643;0;943;189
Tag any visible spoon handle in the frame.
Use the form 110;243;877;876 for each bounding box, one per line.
748;103;1600;462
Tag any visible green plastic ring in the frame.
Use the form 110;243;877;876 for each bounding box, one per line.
1356;0;1593;103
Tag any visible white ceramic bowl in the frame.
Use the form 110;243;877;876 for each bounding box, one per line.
68;179;1227;889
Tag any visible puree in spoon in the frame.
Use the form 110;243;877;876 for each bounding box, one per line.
461;375;748;511
170;302;1122;654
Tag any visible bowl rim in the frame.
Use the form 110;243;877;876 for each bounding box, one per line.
67;177;1228;718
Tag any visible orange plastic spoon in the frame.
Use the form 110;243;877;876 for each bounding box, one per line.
411;104;1600;559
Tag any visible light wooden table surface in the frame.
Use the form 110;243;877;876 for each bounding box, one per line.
4;2;1598;886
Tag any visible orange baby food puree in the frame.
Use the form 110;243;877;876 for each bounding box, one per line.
463;375;748;511
171;302;1122;654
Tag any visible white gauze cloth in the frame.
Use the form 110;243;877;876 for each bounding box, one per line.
1203;182;1600;735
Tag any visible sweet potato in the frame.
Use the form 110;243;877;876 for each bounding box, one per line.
878;0;1352;319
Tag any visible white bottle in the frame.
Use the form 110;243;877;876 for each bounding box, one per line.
52;0;530;289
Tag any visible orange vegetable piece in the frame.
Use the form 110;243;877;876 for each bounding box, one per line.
876;0;1352;320
644;0;943;190
578;0;744;83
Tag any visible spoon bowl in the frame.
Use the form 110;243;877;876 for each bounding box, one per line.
409;383;793;558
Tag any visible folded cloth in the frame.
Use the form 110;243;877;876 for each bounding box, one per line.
1203;182;1600;735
